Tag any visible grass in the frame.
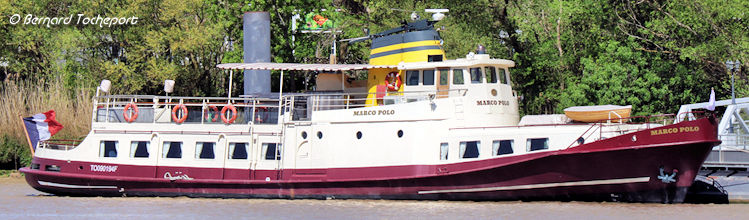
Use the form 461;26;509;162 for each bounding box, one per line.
0;80;92;167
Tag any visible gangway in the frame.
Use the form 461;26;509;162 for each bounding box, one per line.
676;97;749;168
676;97;749;201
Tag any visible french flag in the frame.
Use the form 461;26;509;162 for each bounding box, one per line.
22;110;64;153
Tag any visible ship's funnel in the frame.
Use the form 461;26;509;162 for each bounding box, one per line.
243;12;271;96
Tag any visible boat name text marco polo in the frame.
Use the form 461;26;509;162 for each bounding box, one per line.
353;109;395;116
650;126;700;136
476;100;510;106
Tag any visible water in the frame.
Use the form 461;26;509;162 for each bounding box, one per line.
1;177;746;220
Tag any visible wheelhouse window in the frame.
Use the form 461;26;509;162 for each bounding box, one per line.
99;141;118;158
493;140;514;156
485;67;497;83
440;142;449;160
459;141;480;159
263;143;281;160
162;141;182;158
527;138;549;152
452;69;464;85
439;69;449;85
500;68;508;84
406;70;420;86
470;67;483;84
423;70;435;85
195;142;215;159
130;141;150;158
228;142;248;159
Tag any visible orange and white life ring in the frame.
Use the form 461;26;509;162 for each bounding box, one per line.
385;71;402;91
221;104;237;124
172;104;188;124
204;105;219;122
123;102;139;123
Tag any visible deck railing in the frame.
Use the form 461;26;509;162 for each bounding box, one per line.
92;89;468;124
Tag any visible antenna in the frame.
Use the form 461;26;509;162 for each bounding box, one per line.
425;9;449;21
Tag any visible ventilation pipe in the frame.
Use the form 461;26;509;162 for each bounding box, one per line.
243;12;271;96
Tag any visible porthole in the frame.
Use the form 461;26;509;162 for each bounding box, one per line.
317;131;323;139
397;130;404;138
301;131;307;139
356;131;362;139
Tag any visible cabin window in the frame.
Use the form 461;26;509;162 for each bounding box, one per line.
500;68;508;84
423;70;435;85
459;141;480;159
493;140;514;156
452;69;464;85
470;68;483;84
527;138;549;152
406;70;420;86
195;142;215;159
485;67;497;83
130;141;150;158
263;143;281;160
99;141;118;158
440;142;449;160
162;141;182;158
439;69;449;85
228;142;248;159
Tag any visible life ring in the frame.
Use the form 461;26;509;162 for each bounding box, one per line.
123;102;139;123
221;104;238;124
385;71;402;91
172;104;188;124
254;107;269;123
203;105;219;122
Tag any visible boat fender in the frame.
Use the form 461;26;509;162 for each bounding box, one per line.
204;105;219;122
172;104;188;124
221;104;238;124
385;71;402;91
123;102;139;123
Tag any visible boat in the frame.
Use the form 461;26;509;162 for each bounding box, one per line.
564;105;632;123
19;12;720;203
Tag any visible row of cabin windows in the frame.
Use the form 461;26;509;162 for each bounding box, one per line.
404;66;509;86
439;138;549;160
99;141;281;160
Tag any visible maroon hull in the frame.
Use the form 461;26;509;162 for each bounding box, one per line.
20;118;719;203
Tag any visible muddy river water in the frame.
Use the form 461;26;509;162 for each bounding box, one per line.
1;177;746;219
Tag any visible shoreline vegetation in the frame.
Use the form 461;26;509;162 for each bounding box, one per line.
0;80;92;169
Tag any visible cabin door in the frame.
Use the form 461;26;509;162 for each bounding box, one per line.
436;68;450;98
252;135;283;181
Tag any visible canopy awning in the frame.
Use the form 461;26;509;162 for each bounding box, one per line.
217;62;396;71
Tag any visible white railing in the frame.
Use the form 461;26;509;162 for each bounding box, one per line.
92;89;468;124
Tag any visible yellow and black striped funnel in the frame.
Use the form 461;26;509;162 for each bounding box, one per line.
365;20;446;106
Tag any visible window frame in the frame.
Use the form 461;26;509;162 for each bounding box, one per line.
526;138;549;152
492;139;514;156
405;70;420;86
485;66;498;84
99;140;118;158
262;143;282;160
452;69;465;85
228;142;249;160
130;141;150;158
469;67;483;84
162;141;183;159
459;141;481;159
195;142;216;159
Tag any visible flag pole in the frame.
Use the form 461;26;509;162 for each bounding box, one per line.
19;115;35;156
